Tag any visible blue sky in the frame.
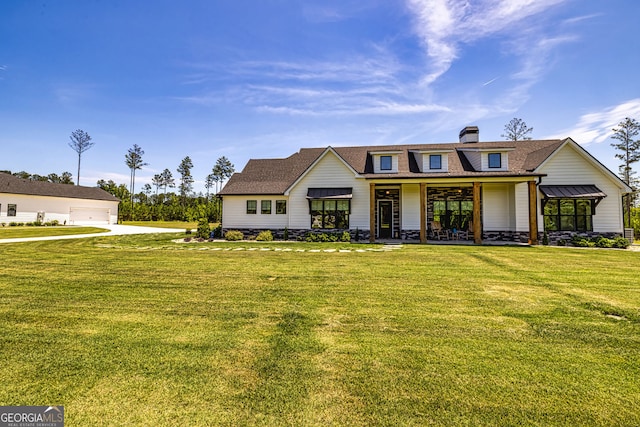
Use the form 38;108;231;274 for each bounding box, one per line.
2;0;639;192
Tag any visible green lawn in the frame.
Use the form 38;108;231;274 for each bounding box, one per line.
0;226;108;239
0;235;639;426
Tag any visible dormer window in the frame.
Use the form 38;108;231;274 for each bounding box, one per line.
429;154;442;170
411;150;452;172
488;153;502;168
371;151;401;173
380;156;392;171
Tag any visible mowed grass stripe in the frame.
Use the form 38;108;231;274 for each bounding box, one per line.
0;236;639;425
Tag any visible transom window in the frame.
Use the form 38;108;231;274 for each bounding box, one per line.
310;199;350;229
488;153;502;168
261;200;272;214
246;200;257;214
543;199;593;231
276;200;286;214
380;155;392;171
429;154;442;170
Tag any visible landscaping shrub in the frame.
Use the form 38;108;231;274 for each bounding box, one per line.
256;230;274;241
305;231;351;243
569;235;629;249
211;224;223;238
195;218;211;239
613;236;631;249
594;236;613;248
225;230;244;241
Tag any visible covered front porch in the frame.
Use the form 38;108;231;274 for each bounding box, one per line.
368;180;540;245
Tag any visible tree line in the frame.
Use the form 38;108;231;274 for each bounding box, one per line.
99;151;235;223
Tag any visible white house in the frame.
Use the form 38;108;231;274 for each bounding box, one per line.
0;173;119;225
219;127;632;244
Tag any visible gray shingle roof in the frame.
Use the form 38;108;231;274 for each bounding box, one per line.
0;173;120;202
219;139;565;196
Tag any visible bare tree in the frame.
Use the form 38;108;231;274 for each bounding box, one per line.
501;118;533;141
611;117;640;227
68;129;94;185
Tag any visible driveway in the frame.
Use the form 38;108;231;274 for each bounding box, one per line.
0;224;185;244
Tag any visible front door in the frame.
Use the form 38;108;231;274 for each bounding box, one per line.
379;200;393;238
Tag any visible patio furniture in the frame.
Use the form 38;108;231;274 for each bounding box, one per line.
455;221;473;240
430;221;448;240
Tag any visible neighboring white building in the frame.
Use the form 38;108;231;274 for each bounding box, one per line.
219;127;632;244
0;173;119;225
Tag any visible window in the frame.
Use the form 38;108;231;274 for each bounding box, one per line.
380;155;392;171
261;200;272;214
310;199;350;229
7;204;16;217
432;199;472;230
488;153;502;168
429;154;442;170
246;200;257;214
543;199;593;231
276;200;286;214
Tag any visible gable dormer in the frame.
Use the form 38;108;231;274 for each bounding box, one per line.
370;150;402;173
458;147;514;172
411;150;454;173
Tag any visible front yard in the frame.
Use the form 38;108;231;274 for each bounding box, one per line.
0;234;638;425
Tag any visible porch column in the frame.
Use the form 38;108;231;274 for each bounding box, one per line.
473;182;482;244
420;182;427;243
369;183;376;243
528;180;539;245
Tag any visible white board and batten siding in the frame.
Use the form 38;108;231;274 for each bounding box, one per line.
482;183;516;231
288;151;369;230
401;184;421;229
537;142;626;233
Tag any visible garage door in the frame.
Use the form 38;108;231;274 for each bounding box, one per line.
69;207;111;224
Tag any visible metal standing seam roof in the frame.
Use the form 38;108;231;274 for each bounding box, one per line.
538;185;607;199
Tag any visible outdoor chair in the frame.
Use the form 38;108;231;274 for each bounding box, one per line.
430;221;447;240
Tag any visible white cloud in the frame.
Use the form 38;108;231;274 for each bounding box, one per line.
405;0;569;85
548;99;640;144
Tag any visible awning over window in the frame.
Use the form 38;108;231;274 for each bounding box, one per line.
539;185;606;199
306;188;353;199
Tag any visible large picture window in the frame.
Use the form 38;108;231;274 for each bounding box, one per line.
543;199;593;231
433;200;472;230
310;199;350;229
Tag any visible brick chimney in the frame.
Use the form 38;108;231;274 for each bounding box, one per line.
459;126;479;143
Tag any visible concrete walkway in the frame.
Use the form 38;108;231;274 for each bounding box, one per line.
0;224;184;244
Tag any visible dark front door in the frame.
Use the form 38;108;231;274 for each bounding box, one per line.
379;201;393;238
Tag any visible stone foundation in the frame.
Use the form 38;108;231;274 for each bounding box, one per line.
221;227;623;245
221;228;371;242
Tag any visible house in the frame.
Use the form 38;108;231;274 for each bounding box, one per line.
218;127;632;244
0;173;119;225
